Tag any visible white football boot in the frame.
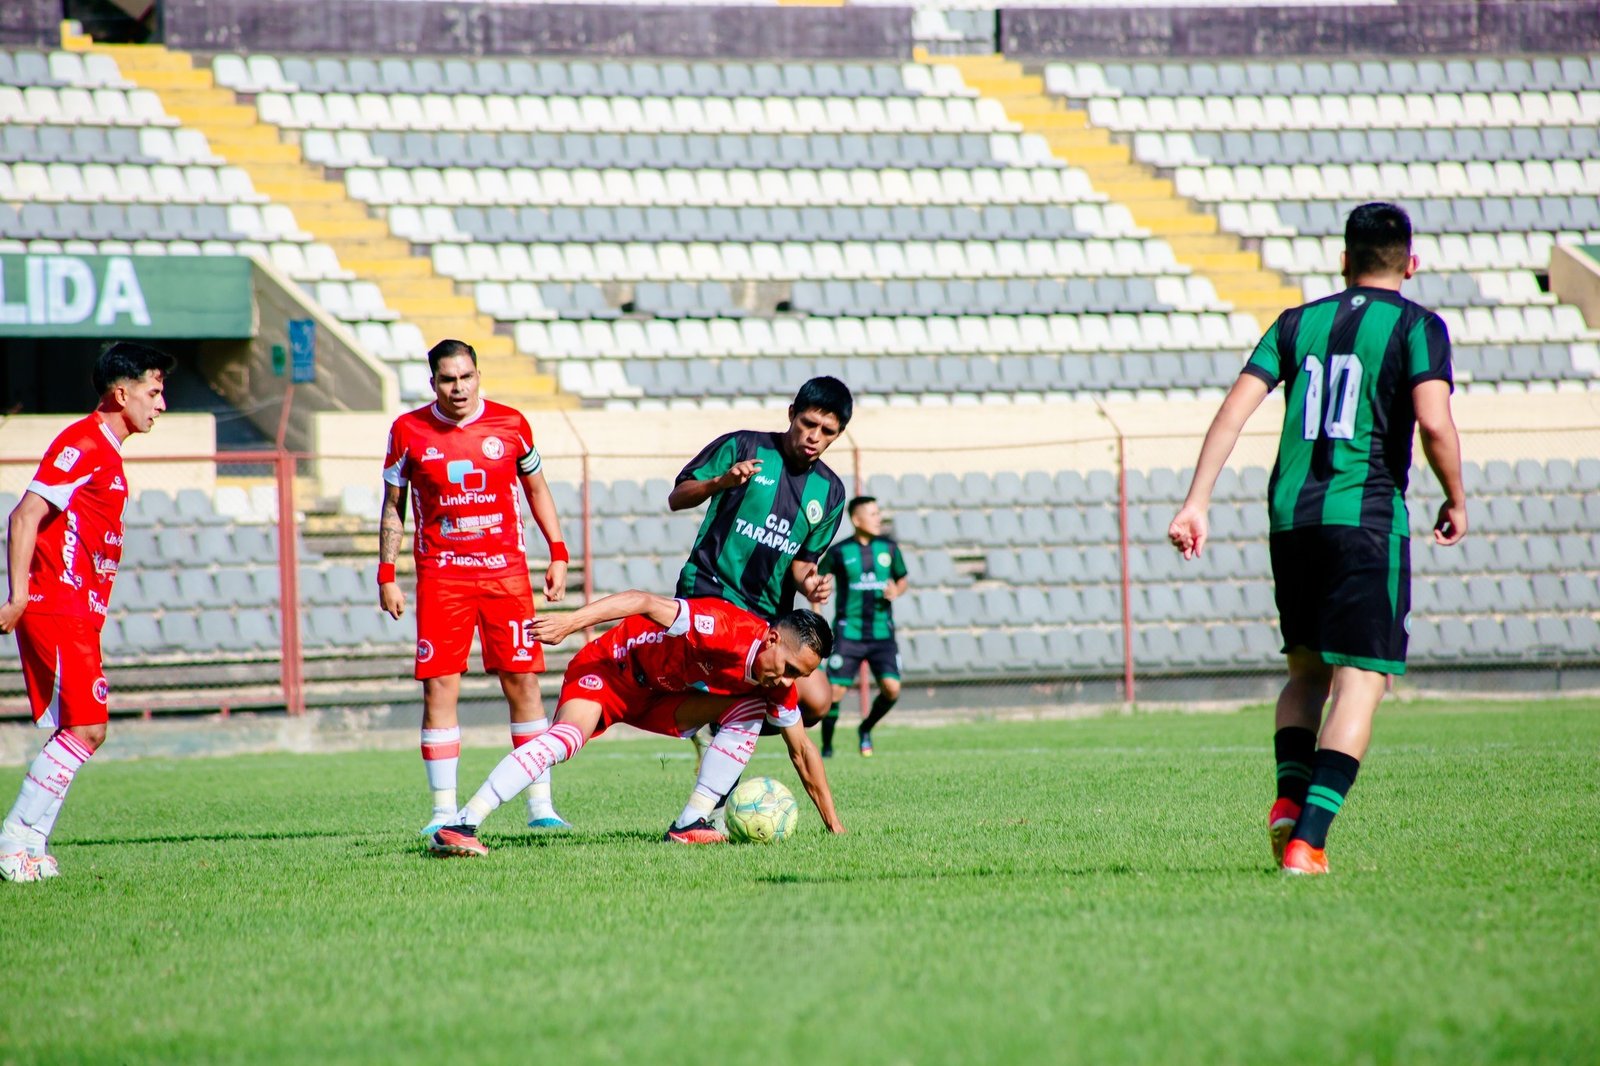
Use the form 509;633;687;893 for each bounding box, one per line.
0;849;40;883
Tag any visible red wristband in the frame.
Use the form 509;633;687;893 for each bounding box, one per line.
377;563;396;585
548;542;569;564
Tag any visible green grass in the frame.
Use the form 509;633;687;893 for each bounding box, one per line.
3;699;1598;1065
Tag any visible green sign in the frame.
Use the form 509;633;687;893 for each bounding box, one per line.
0;254;254;339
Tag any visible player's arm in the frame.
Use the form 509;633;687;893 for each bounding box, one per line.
377;480;407;619
1169;372;1272;559
519;468;569;603
791;558;831;607
667;432;757;511
1414;379;1467;546
778;719;845;834
529;589;682;645
0;492;51;634
885;544;909;602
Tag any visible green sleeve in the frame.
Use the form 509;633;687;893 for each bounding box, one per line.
1243;318;1283;386
676;432;740;485
890;543;908;580
1406;312;1453;388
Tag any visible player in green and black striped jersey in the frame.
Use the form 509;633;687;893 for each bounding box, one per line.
1169;203;1467;876
814;497;909;757
669;376;851;729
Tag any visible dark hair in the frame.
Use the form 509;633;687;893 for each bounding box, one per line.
1344;202;1413;278
93;341;175;395
774;608;833;661
791;376;853;430
848;495;876;516
428;339;477;375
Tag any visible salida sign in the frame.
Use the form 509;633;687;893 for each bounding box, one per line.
0;254;253;338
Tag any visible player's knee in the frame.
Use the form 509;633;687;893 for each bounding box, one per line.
68;723;106;752
879;678;901;702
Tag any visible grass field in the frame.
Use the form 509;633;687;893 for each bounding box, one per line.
3;699;1597;1064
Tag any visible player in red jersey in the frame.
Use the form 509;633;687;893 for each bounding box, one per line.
378;339;570;836
427;589;844;855
0;342;173;883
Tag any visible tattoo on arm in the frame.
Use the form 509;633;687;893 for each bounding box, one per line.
379;485;406;564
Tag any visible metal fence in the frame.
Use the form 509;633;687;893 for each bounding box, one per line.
2;418;1597;722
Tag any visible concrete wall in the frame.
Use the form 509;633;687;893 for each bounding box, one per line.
161;0;914;59
1002;1;1600;59
0;0;58;46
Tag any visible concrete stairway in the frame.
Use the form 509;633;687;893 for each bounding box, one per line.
81;41;568;409
923;51;1302;330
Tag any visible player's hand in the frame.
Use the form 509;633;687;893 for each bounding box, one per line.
0;599;25;635
544;560;568;603
1433;499;1467;546
1167;504;1209;559
883;582;902;602
379;582;405;620
803;572;833;606
529;614;577;645
717;459;762;491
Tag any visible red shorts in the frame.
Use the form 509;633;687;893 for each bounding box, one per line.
15;613;108;729
558;647;694;739
414;574;545;680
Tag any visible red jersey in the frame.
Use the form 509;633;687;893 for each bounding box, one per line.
22;412;128;631
593;597;801;726
383;399;541;581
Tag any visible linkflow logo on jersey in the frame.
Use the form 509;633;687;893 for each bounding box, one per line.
441;460;495;507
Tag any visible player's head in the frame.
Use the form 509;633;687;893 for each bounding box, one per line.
783;376;852;466
94;341;174;434
1342;202;1418;286
428;339;480;419
848;495;881;536
754;609;833;688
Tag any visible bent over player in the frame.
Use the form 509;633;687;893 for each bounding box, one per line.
815;496;909;757
669;376;852;729
379;339;570;835
428;589;844;855
0;342;173;882
1168;203;1467;875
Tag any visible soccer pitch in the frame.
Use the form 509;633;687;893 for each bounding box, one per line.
4;700;1597;1064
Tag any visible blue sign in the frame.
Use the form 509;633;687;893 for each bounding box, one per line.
288;319;315;383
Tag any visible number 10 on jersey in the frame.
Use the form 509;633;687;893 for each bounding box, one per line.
1301;354;1363;441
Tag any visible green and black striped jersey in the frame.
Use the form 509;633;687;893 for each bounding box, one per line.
674;430;847;622
1244;286;1453;537
818;535;909;642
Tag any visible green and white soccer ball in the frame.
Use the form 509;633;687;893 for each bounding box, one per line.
724;776;800;844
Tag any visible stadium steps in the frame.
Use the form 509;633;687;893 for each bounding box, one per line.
82;40;570;410
921;50;1302;328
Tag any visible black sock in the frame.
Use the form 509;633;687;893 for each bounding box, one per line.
1289;750;1361;850
1274;726;1317;806
861;693;897;735
821;703;840;750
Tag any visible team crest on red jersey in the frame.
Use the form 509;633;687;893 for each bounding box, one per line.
417;639;435;663
578;674;603;691
92;677;109;703
481;436;505;460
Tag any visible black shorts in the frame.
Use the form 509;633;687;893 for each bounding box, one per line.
1269;525;1411;675
826;636;901;686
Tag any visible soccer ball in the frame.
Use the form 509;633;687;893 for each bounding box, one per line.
724;777;800;844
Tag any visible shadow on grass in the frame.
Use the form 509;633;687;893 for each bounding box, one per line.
66;829;344;847
409;827;663;858
755;861;1273;884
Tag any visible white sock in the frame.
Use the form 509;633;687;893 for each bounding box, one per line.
459;723;585;827
511;718;558;818
675;699;763;829
2;730;93;855
420;726;461;817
